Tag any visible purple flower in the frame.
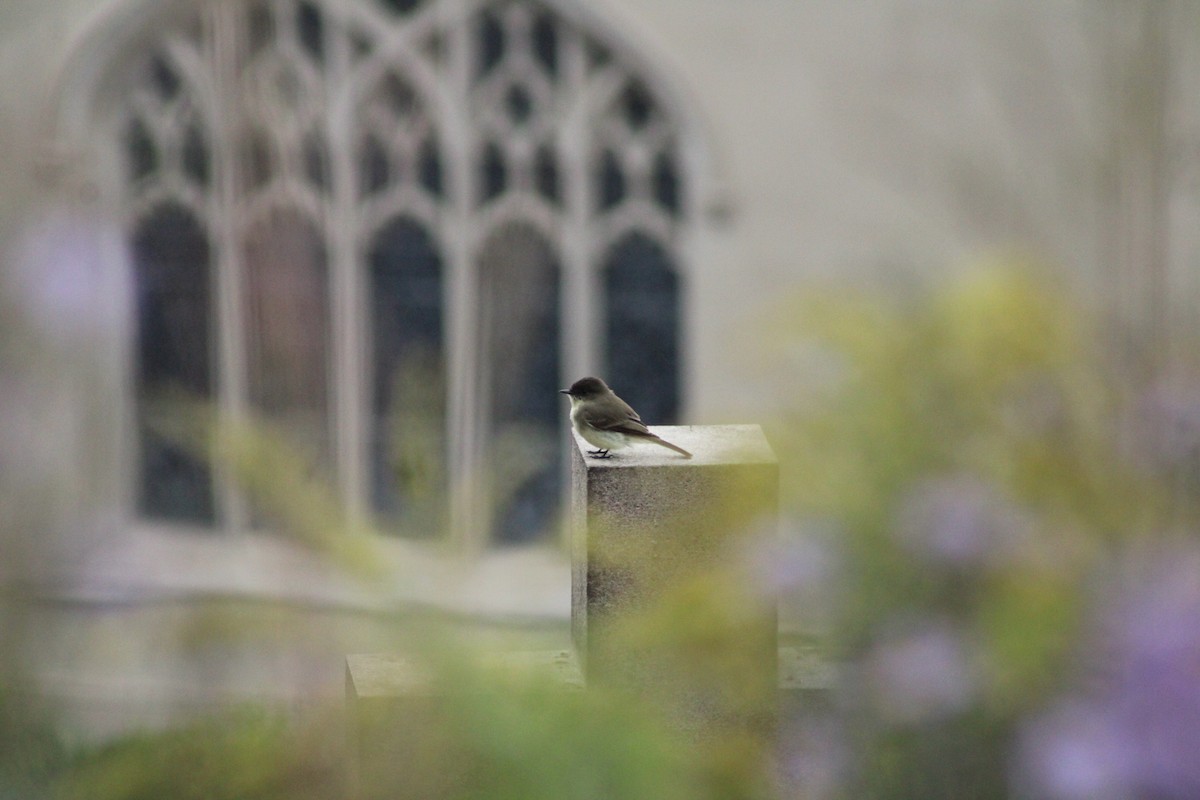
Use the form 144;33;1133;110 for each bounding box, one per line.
893;474;1027;568
1017;545;1200;799
742;518;840;595
741;519;842;636
9;211;125;343
1017;701;1129;800
865;619;975;724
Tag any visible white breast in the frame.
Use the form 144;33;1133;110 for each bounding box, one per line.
570;405;629;450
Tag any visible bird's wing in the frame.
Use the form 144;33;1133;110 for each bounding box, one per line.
607;418;653;436
582;401;650;435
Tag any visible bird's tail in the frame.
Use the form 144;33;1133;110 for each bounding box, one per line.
648;433;692;458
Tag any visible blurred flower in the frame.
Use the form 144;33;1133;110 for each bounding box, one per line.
1017;545;1200;799
1018;700;1130;800
741;518;843;638
741;518;841;595
865;619;975;724
9;211;125;344
892;473;1028;568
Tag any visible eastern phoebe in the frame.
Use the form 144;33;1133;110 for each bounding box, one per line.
560;376;692;458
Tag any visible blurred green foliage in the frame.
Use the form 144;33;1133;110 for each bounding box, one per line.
0;685;67;800
775;265;1154;532
53;709;341;800
5;264;1198;798
775;265;1140;641
353;655;709;800
765;263;1197;796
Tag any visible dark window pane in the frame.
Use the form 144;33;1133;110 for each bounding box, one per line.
125;117;157;182
243;212;331;465
304;132;329;193
653;150;680;217
368;218;445;532
379;0;423;16
604;233;680;423
378;73;417;120
477;226;561;543
477;10;504;78
535;144;559;205
132;204;215;524
480;142;506;204
418;137;442;197
532;12;557;77
297;1;324;63
149;53;181;102
620;80;655;129
505;83;534;125
359;135;389;196
139;442;217;525
182;121;209;187
135;207;212;398
596;149;624;210
587;39;611;71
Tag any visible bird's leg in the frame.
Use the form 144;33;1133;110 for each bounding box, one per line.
587;449;611;458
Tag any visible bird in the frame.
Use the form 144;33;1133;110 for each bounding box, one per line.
559;376;692;459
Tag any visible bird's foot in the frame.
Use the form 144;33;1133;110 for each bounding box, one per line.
587;449;612;458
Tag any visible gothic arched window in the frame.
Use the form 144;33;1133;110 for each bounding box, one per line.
81;0;704;547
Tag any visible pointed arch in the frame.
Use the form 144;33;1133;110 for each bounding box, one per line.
49;0;721;546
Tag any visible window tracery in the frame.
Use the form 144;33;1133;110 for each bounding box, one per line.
101;0;693;544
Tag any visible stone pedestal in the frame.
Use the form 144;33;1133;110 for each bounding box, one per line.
346;425;791;786
569;425;779;731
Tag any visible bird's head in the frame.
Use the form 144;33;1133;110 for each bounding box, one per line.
559;376;609;402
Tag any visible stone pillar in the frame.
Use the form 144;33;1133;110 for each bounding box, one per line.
569;424;779;732
344;425;785;787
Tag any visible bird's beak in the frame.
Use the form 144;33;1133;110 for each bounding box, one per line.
559;389;572;395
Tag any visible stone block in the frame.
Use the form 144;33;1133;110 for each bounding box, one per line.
569;424;779;731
